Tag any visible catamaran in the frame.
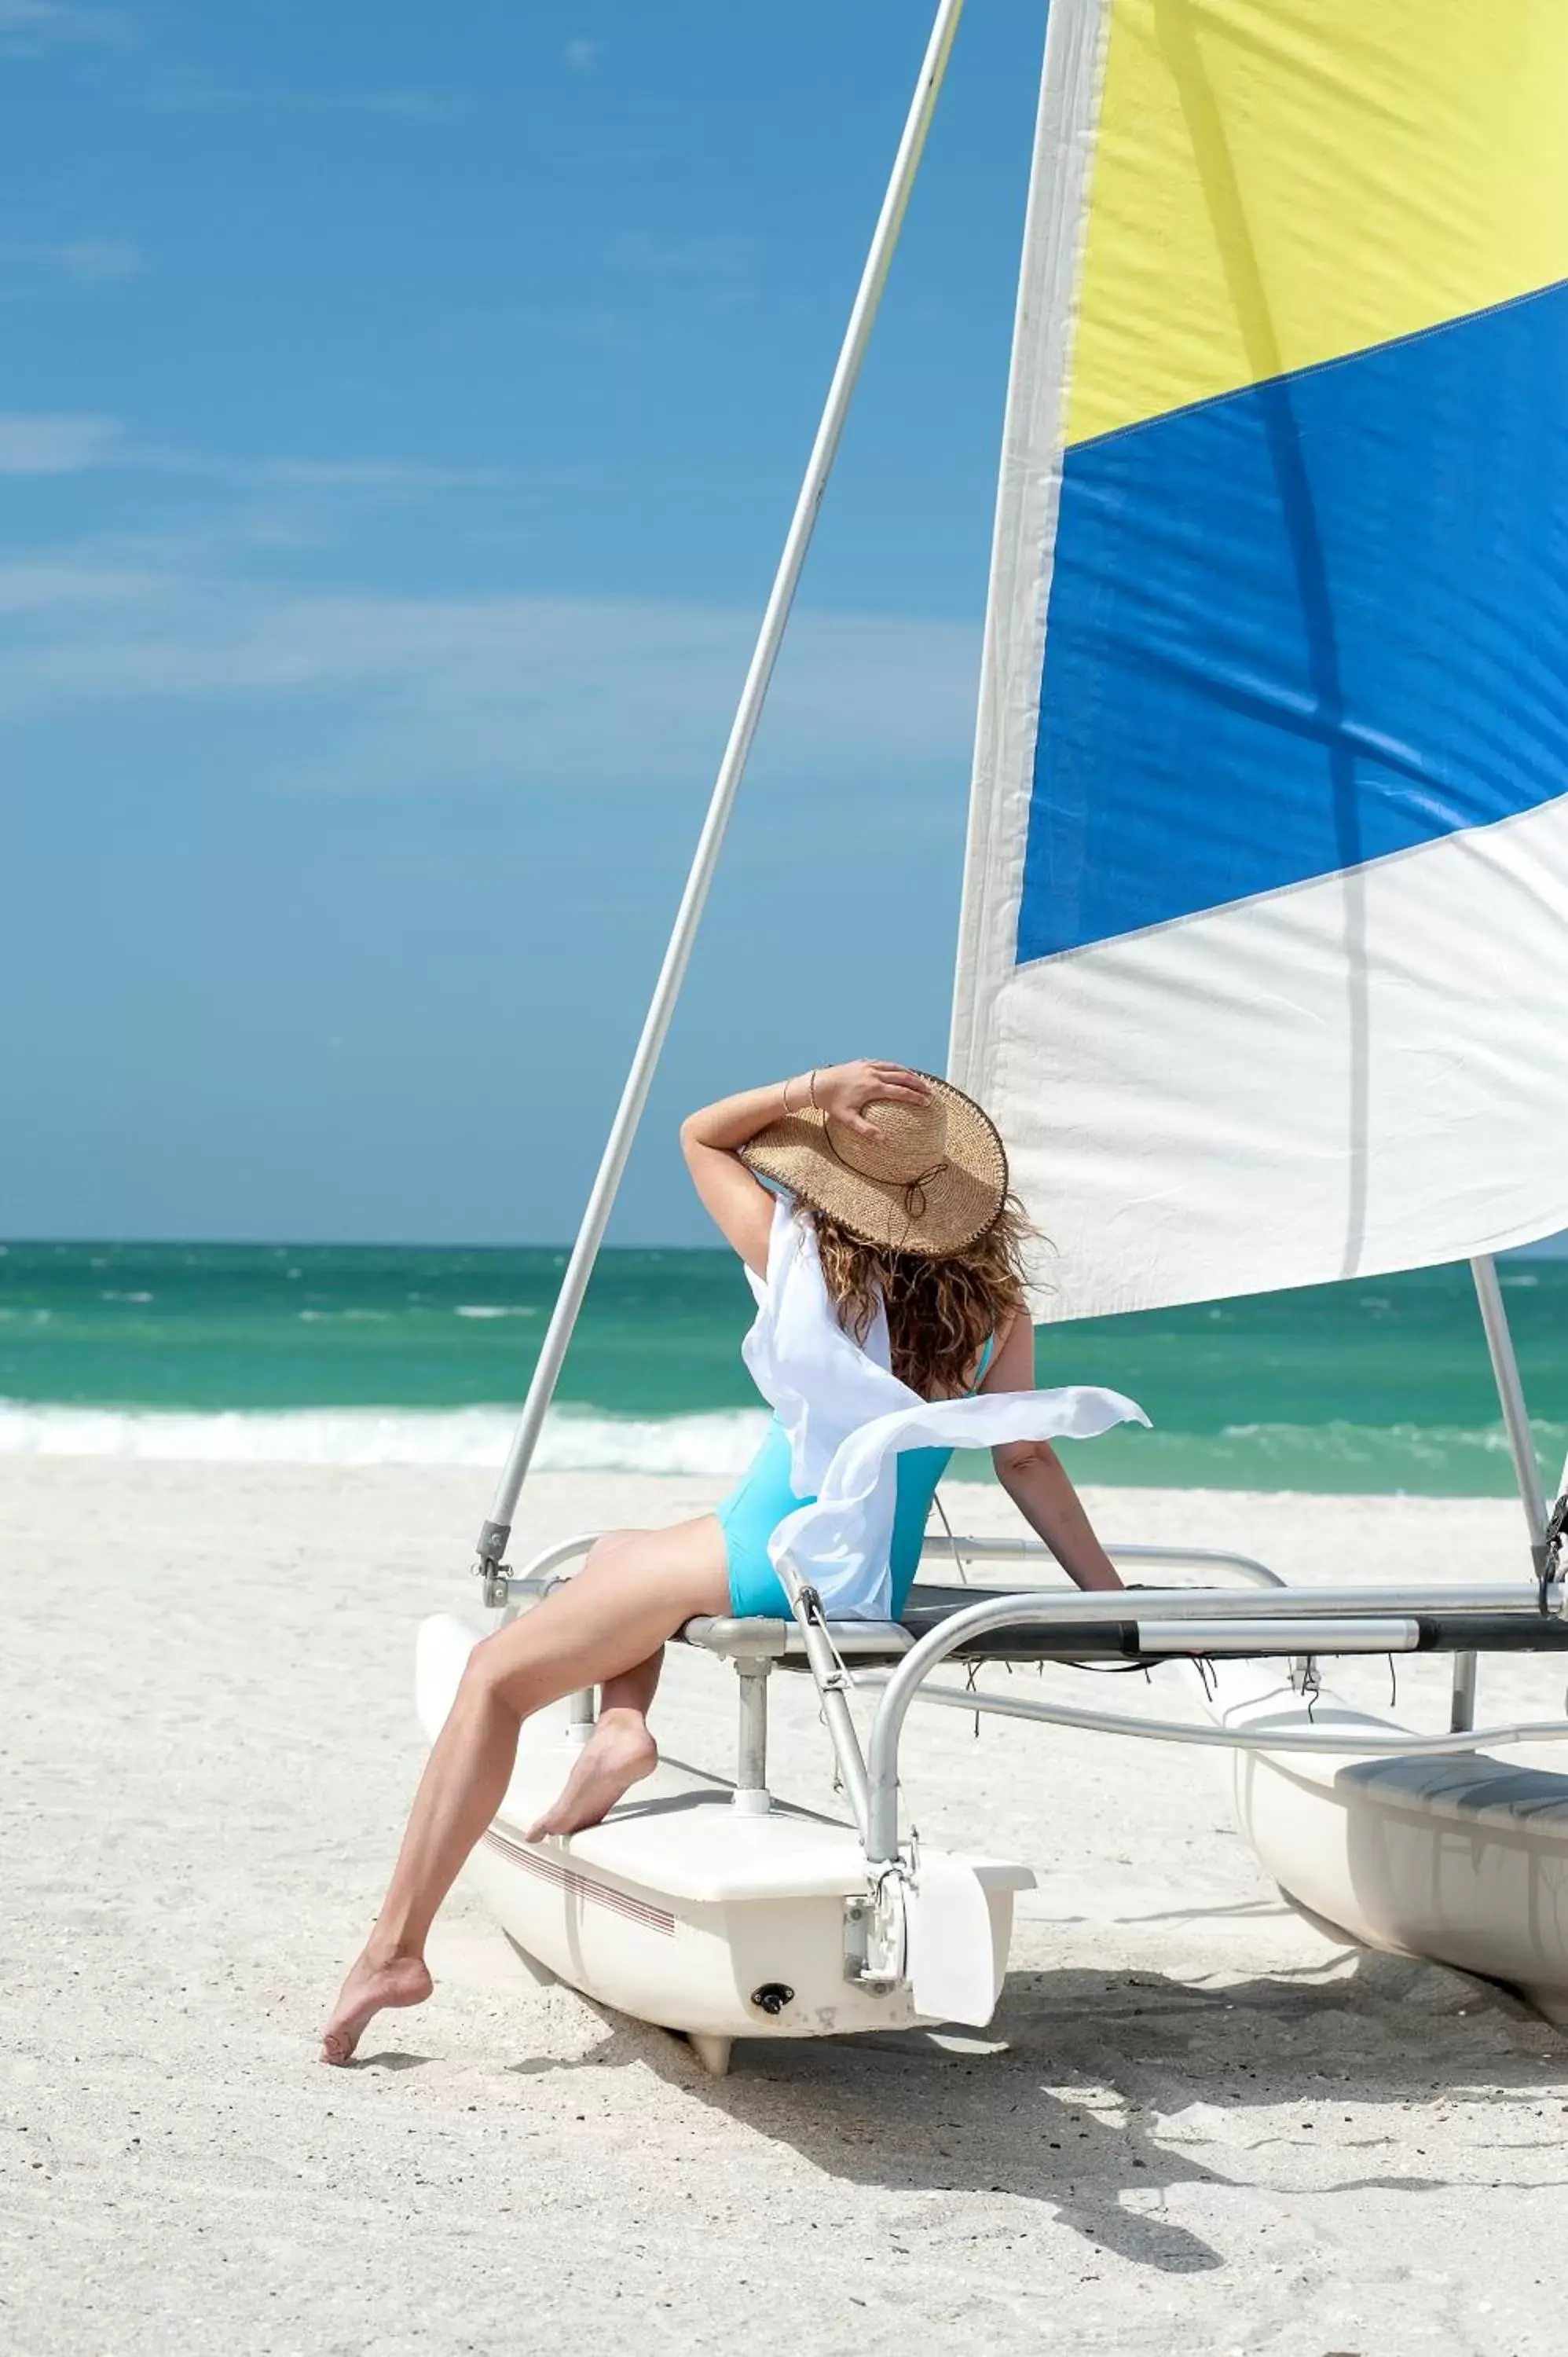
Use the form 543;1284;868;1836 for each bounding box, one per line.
418;0;1568;2073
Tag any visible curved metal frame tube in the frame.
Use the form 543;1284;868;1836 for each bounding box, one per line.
864;1579;1563;1863
509;1531;605;1585
876;1673;1568;1760
493;1532;606;1621
920;1533;1288;1588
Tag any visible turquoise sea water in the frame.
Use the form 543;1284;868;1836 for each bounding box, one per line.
1;1240;1564;1495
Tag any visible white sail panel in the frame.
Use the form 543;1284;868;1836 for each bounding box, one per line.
951;0;1568;1318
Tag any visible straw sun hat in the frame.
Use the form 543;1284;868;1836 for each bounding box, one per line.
739;1073;1008;1258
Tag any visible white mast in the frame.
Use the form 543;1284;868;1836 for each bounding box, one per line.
476;0;968;1588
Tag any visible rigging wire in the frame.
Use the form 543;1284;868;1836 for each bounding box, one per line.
931;1487;972;1584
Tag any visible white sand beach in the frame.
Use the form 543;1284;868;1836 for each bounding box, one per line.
6;1461;1568;2355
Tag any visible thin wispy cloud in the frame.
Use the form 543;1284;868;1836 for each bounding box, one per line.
0;412;123;474
0;236;146;283
145;78;463;119
0;535;980;816
0;557;167;614
0;412;976;797
56;236;144;280
243;456;501;493
0;412;499;492
614;231;754;283
0;1;127;50
508;302;632;352
148;449;504;497
351;90;463;121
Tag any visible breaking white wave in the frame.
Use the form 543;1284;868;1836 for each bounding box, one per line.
0;1398;768;1474
5;1397;1561;1494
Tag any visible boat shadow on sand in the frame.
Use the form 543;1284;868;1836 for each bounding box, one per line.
474;1947;1559;2276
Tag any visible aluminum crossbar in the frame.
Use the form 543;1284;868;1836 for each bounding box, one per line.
920;1534;1288;1589
900;1580;1552;1629
1134;1615;1419;1653
864;1579;1564;1864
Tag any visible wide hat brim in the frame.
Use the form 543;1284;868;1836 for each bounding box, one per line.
738;1073;1008;1257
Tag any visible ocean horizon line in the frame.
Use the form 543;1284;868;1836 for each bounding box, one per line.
3;1232;1566;1260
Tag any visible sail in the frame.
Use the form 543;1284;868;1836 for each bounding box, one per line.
951;0;1568;1320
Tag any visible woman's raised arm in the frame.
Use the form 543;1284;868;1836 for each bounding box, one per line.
680;1061;929;1274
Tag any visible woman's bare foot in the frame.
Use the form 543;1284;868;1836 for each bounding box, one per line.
320;1947;434;2066
525;1713;658;1842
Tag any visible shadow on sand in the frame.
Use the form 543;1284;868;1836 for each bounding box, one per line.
498;1948;1559;2275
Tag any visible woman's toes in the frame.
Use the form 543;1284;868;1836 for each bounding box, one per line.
318;1952;433;2065
524;1725;658;1842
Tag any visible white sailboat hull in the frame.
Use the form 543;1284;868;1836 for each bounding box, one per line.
417;1615;1031;2054
1205;1659;1568;2022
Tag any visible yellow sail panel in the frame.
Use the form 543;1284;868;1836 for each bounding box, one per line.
1067;0;1568;449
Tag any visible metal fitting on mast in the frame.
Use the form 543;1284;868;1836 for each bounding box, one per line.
474;1517;512;1611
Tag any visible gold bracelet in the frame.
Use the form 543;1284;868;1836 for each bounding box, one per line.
781;1073;799;1116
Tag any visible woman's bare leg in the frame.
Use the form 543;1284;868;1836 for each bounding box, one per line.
321;1516;727;2064
525;1612;665;1843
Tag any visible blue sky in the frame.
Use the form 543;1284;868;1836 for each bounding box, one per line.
5;5;1562;1263
2;2;1052;1244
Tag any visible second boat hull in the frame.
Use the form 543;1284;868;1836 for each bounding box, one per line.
1206;1659;1568;2021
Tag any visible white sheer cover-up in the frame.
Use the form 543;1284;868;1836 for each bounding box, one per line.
739;1200;1149;1619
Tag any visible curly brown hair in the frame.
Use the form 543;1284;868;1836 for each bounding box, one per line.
804;1194;1034;1399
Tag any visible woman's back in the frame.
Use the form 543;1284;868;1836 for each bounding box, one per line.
717;1329;995;1620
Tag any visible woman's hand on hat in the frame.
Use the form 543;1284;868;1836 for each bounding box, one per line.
814;1061;931;1139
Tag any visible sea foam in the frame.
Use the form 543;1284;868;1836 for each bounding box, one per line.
3;1398;1562;1494
0;1398;768;1474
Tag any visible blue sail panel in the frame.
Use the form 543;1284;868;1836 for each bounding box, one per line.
1017;280;1568;966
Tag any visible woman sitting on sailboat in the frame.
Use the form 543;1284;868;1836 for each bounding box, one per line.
322;1061;1132;2064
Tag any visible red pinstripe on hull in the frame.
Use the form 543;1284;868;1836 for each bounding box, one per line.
480;1824;676;1937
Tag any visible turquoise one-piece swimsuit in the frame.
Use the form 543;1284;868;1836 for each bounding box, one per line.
716;1335;995;1619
